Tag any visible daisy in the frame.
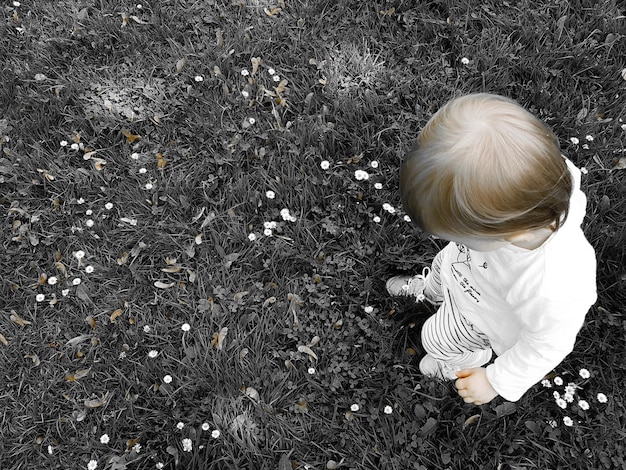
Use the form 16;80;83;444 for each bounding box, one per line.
350;403;359;412
384;405;393;414
320;160;330;170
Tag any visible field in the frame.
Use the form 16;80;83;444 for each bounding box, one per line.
1;1;625;469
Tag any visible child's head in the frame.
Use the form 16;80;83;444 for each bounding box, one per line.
400;93;572;240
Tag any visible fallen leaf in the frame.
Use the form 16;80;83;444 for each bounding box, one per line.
245;387;260;403
93;157;107;170
216;29;224;48
121;129;141;143
66;367;91;382
84;391;114;409
463;414;481;430
66;334;92;347
156;152;166;169
86;314;98;330
274;79;288;94
110;308;123;323
297;345;318;360
154;281;175;289
614;156;626;170
251;57;262;75
24;353;40;366
0;332;8;346
82;150;100;160
264;7;281;16
166;446;180;466
262;296;276;308
10;311;32;326
211;327;228;350
121;12;130;27
308;335;321;347
213;65;223;77
161;266;182;273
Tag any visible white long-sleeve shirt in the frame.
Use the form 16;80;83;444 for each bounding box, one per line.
436;159;597;401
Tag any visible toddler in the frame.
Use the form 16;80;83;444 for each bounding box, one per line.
387;93;597;404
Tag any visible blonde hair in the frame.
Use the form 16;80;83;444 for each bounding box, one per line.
400;93;572;237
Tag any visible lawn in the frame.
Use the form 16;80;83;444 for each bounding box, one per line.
1;0;625;469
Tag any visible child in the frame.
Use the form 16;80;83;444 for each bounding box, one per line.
387;93;597;404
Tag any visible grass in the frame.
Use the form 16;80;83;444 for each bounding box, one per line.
1;0;625;469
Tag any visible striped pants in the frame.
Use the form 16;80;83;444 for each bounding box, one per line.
421;252;492;369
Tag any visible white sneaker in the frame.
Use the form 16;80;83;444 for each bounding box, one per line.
419;349;493;380
386;267;431;301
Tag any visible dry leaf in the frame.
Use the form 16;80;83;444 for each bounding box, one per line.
264;7;281;16
622;68;626;81
251;57;262;75
156;152;166;169
93;157;107;170
161;266;182;273
216;29;224;48
10;311;32;326
214;65;223;78
308;335;321;347
297;345;318;360
121;12;130;27
55;261;67;277
66;367;91;382
613;156;626;170
24;353;40;366
154;281;175;289
84;391;113;409
121;129;141;143
85;314;96;329
274;79;288;94
110;308;123;323
117;251;129;265
245;387;260;403
194;234;203;245
0;332;8;346
262;296;276;308
211;327;228;350
166;446;180;466
82;150;100;160
66;334;92;346
463;414;481;429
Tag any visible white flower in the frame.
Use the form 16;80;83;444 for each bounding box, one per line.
461;57;470;65
266;190;275;199
264;228;273;237
307;367;316;374
181;323;191;332
248;233;257;242
202;423;210;431
280;208;296;222
597;393;608;403
373;216;381;223
268;68;276;75
370;160;379;168
553;391;560;400
148;350;159;358
273;75;280;82
71;143;80;151
105;202;113;210
77;198;85;204
74;250;85;260
565;383;577;394
182;438;193;452
622;123;626;131
578;400;590;410
143;325;151;333
85;265;94;273
384;405;393;415
569;137;579;145
556;398;567;409
582;144;589;150
241;90;249;98
580;167;588;175
62;289;70;296
156;464;164;470
541;379;552;388
60;140;68;147
403;215;411;222
47;445;53;454
579;368;590;379
36;293;45;302
145;183;153;190
137;4;143;9
86;209;93;216
131;152;139;160
548;419;557;428
100;434;110;444
85;219;94;228
364;306;374;314
163;374;172;384
248;117;256;125
132;443;141;453
585;134;594;141
374;183;383;190
564;393;574;403
194;75;204;82
139;167;147;174
350;404;359;412
320;160;330;170
563;416;573;426
382;203;395;214
211;429;221;438
241;69;250;76
72;278;81;285
87;460;98;470
354;170;369;181
553;376;563;386
176;422;185;430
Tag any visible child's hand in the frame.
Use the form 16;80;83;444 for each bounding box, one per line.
454;367;499;405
